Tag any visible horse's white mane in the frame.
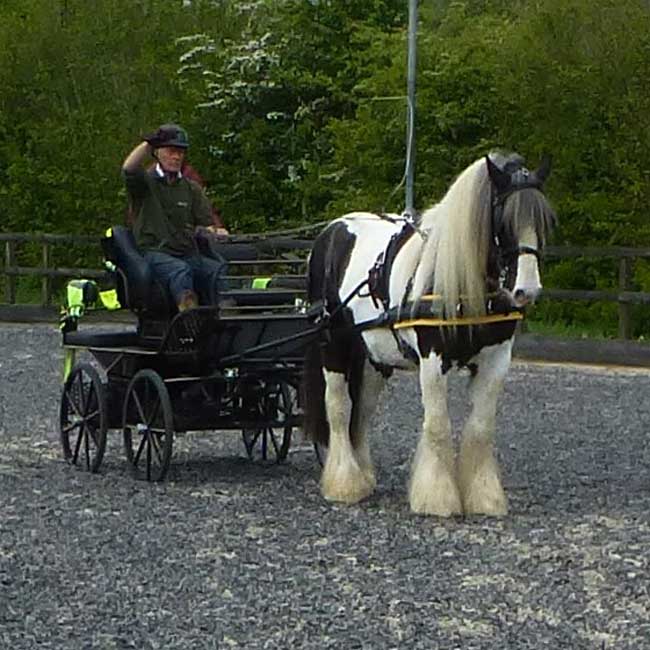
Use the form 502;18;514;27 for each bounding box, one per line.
411;157;493;318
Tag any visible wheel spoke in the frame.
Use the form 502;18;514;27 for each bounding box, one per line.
261;428;268;459
88;423;101;447
72;422;85;463
133;432;147;466
64;389;83;420
277;395;292;419
76;372;91;417
83;385;98;419
146;436;152;481
62;420;81;436
246;430;262;452
147;397;162;430
149;432;164;465
132;390;148;425
268;428;281;456
83;424;91;470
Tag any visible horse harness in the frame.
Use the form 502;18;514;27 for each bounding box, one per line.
367;215;418;311
490;165;544;284
314;161;546;343
355;165;548;337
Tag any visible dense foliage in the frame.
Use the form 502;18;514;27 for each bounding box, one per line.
2;0;650;333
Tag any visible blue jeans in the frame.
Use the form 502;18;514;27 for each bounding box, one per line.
143;250;227;306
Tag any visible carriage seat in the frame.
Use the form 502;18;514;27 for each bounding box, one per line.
101;226;295;315
193;231;303;308
101;226;169;316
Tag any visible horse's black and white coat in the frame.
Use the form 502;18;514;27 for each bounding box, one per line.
303;153;556;516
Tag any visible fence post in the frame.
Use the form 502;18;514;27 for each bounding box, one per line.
618;257;632;339
41;241;52;306
4;240;16;304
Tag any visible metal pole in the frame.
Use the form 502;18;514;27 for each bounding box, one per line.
405;0;418;217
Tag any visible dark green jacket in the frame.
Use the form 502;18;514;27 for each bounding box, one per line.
124;167;212;256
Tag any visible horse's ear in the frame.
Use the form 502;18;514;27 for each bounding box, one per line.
485;155;510;192
535;153;552;184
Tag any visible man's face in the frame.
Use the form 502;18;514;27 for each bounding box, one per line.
157;146;186;173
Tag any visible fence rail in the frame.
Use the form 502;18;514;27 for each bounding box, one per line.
2;233;650;338
544;246;646;338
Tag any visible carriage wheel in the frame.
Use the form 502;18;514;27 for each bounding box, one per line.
242;381;293;464
122;369;174;482
59;362;108;473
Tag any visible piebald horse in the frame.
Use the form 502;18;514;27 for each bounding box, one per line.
303;152;556;516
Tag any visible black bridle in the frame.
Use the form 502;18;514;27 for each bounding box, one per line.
490;181;544;288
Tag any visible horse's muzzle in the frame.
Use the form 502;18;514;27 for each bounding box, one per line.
512;286;540;307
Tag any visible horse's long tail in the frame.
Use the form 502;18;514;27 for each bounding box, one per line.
302;340;330;446
302;222;334;447
302;219;363;448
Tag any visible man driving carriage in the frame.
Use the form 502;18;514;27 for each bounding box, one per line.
121;123;227;312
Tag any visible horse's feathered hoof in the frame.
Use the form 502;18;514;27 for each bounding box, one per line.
458;443;508;516
322;482;375;505
409;488;463;517
321;467;375;504
462;492;508;517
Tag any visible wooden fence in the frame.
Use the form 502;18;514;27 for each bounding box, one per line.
1;233;102;307
2;232;650;338
0;231;313;322
544;245;650;339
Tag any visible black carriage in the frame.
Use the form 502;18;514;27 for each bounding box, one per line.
59;226;320;481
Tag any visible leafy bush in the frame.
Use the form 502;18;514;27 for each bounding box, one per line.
3;0;650;336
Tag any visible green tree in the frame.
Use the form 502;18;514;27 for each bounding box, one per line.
177;0;408;230
0;0;235;237
3;0;650;335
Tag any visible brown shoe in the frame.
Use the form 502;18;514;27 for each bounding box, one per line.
177;290;198;312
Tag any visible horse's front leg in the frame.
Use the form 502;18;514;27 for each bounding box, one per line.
409;354;462;516
458;340;512;516
349;360;386;490
321;369;375;504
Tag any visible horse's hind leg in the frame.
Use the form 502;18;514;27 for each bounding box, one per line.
409;354;462;516
321;368;375;504
458;340;512;516
349;360;386;490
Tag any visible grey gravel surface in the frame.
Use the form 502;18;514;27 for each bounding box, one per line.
1;323;650;649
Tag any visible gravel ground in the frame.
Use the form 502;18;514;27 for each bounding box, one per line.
1;323;650;649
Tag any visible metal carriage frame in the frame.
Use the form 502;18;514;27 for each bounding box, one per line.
59;229;321;482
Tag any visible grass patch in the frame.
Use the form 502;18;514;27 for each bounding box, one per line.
525;318;615;340
8;276;68;307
